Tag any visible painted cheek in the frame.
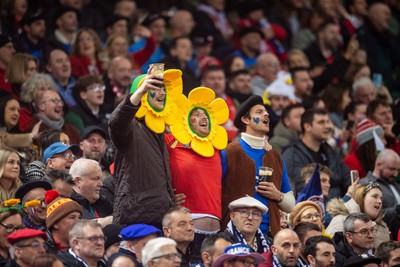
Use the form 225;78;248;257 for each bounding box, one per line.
252;117;260;124
149;92;156;99
190;118;196;124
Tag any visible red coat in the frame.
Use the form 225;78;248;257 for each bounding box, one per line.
343;151;367;178
69;55;103;78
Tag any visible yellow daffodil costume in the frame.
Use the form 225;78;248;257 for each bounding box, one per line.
170;87;229;157
130;69;186;134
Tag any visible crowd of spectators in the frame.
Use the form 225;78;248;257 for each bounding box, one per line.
1;0;400;266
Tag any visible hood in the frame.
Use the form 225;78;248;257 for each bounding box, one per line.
272;121;298;139
326;198;349;217
327;198;361;217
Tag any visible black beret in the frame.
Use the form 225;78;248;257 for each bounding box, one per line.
234;95;264;130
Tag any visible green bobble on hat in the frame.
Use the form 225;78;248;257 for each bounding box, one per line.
130;74;147;94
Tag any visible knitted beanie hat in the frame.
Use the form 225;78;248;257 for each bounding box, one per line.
289;201;322;228
45;190;82;229
356;119;384;146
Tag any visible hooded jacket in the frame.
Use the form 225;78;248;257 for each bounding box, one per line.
269;121;298;154
326;198;390;248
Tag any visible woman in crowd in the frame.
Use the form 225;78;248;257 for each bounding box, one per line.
19;73;57;131
0;94;41;152
0;147;22;202
321;84;351;129
344;119;385;178
326;182;390;248
5;53;38;99
105;32;130;61
0;199;23;264
344;62;371;86
289;201;324;230
70;28;105;78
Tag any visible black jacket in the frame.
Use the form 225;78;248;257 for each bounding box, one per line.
58;249;106;267
332;232;357;267
282;140;351;198
71;191;113;219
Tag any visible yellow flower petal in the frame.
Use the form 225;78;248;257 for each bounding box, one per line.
171;121;192;144
188;87;215;104
145;113;165;133
191;138;215;157
135;104;148;119
210;98;229;124
164;69;183;81
211;125;228;150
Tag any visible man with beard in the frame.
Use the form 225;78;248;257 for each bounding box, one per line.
282;109;351;198
58;220;105;267
360;149;400;238
15;180;52;230
28;90;80;144
104;56;133;115
19;11;46;61
221;95;295;237
45;49;76;110
304;235;335;267
79;125;114;206
332;213;375;267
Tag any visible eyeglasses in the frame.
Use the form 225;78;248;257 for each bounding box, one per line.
52;152;76;160
79;36;94;43
152;253;182;261
349;228;377;236
0;222;24;233
364;182;380;193
301;213;322;221
87;84;105;92
228;259;255;267
77;235;106;243
42;98;64;105
29;199;46;207
17;241;48;250
234;209;262;220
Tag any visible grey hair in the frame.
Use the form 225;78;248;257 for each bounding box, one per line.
69;219;102;248
69;158;101;180
20;73;57;103
162;206;191;228
343;212;371;233
142;237;177;267
352;77;374;97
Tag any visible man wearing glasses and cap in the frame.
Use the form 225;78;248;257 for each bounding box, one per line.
15;180;52;230
43;142;80;172
6;228;47;267
226;196;271;254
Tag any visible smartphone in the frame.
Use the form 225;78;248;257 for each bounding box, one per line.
373;73;382;88
350;170;359;184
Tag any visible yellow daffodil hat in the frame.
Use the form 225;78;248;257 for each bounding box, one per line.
130;69;187;134
170;87;229;157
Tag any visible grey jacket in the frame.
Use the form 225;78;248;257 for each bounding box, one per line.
109;95;175;228
269;121;298;154
282;140;351;198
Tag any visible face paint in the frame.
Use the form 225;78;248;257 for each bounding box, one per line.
253;117;260;124
149;91;156;99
